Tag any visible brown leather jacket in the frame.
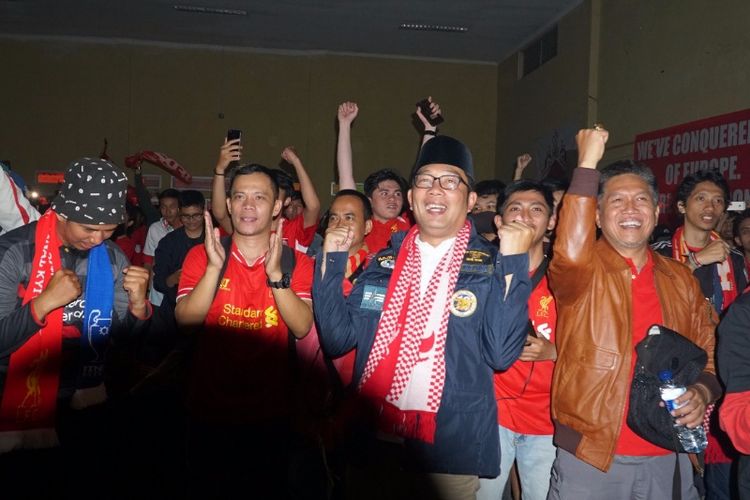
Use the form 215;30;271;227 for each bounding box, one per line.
548;168;721;472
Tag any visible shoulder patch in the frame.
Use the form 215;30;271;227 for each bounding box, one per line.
360;285;387;311
377;254;396;269
450;290;478;317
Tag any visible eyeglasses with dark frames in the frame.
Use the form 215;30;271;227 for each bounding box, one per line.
412;173;467;191
179;213;203;221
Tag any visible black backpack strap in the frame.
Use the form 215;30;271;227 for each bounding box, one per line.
280;244;296;276
347;259;368;285
279;245;298;374
530;256;549;290
526;257;549;338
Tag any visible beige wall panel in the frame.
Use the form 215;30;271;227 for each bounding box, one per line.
306;54;498;200
598;0;750;163
0;37;497;202
1;38;131;187
496;2;592;182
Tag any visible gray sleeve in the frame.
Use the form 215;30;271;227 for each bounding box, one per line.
0;244;44;358
107;242;152;339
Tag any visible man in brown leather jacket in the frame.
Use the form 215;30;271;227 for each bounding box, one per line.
547;128;721;499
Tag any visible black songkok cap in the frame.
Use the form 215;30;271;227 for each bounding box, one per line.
413;136;474;183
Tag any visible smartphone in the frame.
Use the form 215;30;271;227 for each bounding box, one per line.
416;98;444;126
226;129;242;143
226;129;242;169
728;201;747;212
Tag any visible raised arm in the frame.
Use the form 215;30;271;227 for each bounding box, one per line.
548;128;608;303
415;96;442;146
481;223;533;370
336;101;358;191
281;147;320;229
174;212;225;327
134;168;161;226
312;223;359;356
211;138;241;234
513;154;533;181
265;220;313;338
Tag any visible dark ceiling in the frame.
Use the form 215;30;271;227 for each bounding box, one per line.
0;0;582;63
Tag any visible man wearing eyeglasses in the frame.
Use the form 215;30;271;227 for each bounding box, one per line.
314;135;534;499
153;190;206;311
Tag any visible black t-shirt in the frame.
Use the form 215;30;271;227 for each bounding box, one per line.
153;227;204;308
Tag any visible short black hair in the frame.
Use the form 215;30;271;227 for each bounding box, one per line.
733;208;750;239
541;177;569;194
363;169;408;199
272;168;294;199
227;164;279;199
475;180;506;198
598;161;658;203
498;180;554;215
179;189;205;210
676;170;729;208
333;189;373;220
158;188;180;201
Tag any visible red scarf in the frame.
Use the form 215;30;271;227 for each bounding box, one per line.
358;222;470;443
0;210;63;439
346;245;369;277
671;226;737;311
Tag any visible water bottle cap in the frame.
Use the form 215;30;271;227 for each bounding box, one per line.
658;370;673;382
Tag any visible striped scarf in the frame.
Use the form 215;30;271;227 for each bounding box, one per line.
358;221;470;443
671;226;737;312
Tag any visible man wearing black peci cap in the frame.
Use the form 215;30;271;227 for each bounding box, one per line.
314;136;534;499
0;157;152;497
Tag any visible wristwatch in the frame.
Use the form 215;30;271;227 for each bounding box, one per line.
267;273;291;289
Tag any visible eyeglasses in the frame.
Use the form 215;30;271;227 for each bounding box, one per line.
412;173;467;191
179;213;203;221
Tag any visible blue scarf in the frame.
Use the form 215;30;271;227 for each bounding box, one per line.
80;243;114;388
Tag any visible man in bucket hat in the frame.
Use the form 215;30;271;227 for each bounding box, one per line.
0;157;151;497
314;136;534;499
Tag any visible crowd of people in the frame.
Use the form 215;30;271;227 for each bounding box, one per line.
0;99;748;500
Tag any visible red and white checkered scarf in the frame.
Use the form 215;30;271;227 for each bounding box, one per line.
358;221;470;443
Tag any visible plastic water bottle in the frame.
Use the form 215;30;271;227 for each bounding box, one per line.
658;370;707;453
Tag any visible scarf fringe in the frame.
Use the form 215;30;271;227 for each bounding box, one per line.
379;401;438;445
0;428;59;454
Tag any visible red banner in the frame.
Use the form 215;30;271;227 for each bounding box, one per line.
634;109;750;226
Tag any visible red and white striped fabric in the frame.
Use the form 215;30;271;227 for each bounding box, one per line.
0;171;39;235
358;222;470;443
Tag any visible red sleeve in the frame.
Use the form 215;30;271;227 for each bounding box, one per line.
290;251;313;301
720;391;750;454
282;215;303;247
115;237;136;263
177;244;208;300
298;221;319;247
